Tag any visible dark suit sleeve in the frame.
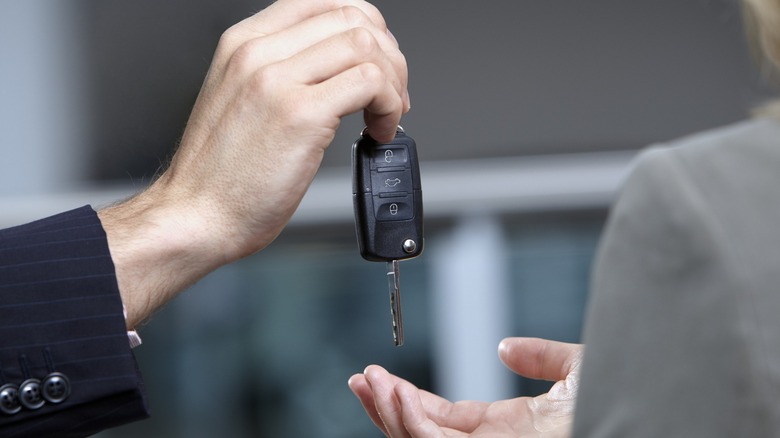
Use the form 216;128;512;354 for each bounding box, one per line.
0;206;149;437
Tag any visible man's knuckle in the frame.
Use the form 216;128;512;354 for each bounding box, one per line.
229;41;254;67
218;25;241;51
357;62;384;84
244;65;278;98
347;27;378;56
339;5;371;28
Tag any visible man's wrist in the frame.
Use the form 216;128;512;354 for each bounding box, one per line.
98;184;230;328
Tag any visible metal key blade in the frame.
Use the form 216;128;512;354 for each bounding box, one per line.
386;260;404;346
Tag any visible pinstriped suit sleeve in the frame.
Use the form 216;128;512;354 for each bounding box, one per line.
0;206;149;437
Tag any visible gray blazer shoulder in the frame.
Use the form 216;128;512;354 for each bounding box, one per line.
572;118;780;437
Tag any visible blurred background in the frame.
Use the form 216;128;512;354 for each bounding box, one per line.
0;0;775;436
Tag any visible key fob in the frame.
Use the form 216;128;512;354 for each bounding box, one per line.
352;126;424;262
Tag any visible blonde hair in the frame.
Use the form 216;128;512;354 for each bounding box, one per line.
742;0;780;118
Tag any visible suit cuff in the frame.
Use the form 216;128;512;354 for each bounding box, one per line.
0;205;150;435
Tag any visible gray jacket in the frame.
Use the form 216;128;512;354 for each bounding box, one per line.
573;118;780;437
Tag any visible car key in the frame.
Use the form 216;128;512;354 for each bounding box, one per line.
353;126;423;346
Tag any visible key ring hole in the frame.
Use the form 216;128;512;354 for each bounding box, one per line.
360;125;405;137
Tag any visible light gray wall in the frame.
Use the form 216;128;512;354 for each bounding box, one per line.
347;0;771;164
1;0;774;183
0;1;90;195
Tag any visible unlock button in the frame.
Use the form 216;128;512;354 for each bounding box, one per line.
375;195;413;221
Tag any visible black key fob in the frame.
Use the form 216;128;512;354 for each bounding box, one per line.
352;126;424;262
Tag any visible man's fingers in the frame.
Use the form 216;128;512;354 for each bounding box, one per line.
221;14;407;145
498;337;583;382
225;6;404;83
280;27;405;94
222;0;388;55
301;31;406;142
198;0;408;149
304;63;403;143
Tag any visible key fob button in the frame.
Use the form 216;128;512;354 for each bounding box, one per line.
371;169;413;195
372;146;408;166
375;196;414;221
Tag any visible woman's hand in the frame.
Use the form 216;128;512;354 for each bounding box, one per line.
349;338;583;438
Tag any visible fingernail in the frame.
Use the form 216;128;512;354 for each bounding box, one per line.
498;339;509;356
403;89;411;112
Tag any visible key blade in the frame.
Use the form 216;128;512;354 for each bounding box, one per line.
386;260;404;346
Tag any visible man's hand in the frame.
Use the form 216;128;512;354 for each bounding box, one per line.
348;338;582;438
99;0;409;328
